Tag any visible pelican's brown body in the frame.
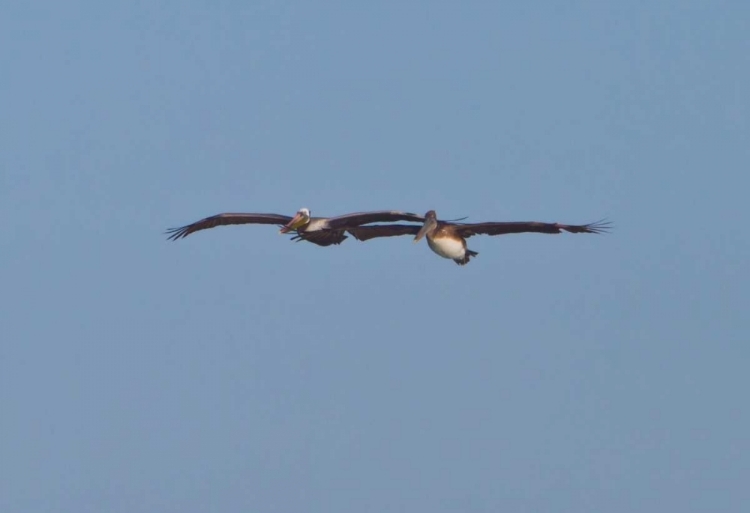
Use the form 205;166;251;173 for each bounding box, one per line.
416;213;479;265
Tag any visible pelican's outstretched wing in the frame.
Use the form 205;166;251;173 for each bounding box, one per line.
452;219;612;239
166;213;293;240
347;224;421;242
325;211;425;229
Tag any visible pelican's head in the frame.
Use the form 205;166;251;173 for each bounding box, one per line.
414;210;438;243
280;207;311;233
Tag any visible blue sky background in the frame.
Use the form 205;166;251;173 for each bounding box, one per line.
2;1;748;511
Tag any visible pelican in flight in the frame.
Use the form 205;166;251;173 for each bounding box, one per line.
166;207;426;247
347;210;610;265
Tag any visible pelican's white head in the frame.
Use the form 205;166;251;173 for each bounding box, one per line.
280;207;312;233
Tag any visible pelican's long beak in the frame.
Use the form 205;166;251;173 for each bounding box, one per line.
280;212;308;234
413;218;437;243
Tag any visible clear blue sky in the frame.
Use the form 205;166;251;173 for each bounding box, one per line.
2;1;748;512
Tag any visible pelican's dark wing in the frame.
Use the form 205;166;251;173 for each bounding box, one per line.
347;224;421;242
451;219;611;239
325;210;425;229
166;213;293;240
